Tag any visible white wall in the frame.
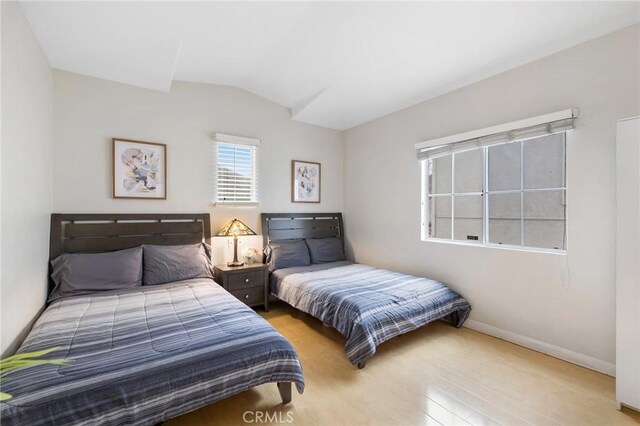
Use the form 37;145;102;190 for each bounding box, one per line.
1;2;53;355
343;24;640;369
52;71;344;264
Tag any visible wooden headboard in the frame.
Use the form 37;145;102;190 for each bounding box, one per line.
50;213;211;260
49;213;211;293
260;213;344;248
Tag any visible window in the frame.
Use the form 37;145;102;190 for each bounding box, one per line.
423;133;567;251
214;134;259;203
420;115;573;253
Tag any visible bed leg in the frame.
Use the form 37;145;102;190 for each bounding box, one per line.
357;361;366;369
277;382;292;405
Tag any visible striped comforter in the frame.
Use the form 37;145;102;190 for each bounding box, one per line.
273;263;471;366
0;278;304;426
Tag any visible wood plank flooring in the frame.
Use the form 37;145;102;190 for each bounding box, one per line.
167;303;640;426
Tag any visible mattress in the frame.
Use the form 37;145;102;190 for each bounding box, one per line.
271;262;471;366
0;278;304;426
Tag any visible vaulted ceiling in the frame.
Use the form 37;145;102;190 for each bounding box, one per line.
21;1;639;130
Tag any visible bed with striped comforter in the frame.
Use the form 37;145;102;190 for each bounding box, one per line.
272;262;471;366
0;278;304;426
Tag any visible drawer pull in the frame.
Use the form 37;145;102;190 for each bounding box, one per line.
245;278;250;283
244;294;249;299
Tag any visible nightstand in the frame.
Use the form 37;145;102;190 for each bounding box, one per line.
214;263;269;311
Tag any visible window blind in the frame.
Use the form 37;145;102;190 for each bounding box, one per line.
416;109;578;160
213;134;260;203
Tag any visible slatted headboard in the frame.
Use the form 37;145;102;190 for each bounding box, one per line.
260;213;344;249
49;213;211;292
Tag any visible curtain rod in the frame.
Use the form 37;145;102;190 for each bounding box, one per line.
415;108;580;151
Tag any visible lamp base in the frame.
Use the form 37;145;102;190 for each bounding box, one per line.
227;261;245;267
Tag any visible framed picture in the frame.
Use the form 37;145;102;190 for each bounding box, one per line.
291;160;321;203
112;138;167;199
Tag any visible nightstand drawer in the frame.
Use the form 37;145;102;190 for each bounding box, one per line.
230;286;264;306
227;271;264;291
214;263;269;311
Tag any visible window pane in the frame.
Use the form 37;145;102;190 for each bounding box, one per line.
488;142;521;191
523;133;565;189
453;195;482;242
422;130;568;251
429;196;451;239
488;193;521;245
216;142;258;202
429;156;452;194
454;149;483;193
524;190;566;249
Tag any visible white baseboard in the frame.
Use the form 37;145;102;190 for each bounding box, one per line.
463;319;616;377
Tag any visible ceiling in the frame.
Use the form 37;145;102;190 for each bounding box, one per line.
20;1;639;131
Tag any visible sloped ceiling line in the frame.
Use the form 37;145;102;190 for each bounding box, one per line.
19;1;640;131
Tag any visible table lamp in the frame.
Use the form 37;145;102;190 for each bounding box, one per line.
216;218;257;267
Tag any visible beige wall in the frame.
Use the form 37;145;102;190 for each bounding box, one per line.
343;24;640;369
1;2;53;355
52;71;344;264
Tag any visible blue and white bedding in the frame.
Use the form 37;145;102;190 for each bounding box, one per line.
272;262;471;366
0;278;304;426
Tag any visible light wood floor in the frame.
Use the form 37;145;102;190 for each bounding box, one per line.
167;302;640;426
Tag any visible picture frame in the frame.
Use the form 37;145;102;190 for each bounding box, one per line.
112;138;167;199
291;160;321;203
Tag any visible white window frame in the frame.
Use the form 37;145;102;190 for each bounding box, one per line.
421;134;568;254
213;133;260;205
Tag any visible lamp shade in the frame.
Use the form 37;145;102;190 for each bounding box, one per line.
216;219;257;237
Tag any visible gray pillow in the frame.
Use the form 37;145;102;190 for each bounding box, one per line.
265;240;311;271
143;243;213;285
305;238;346;264
49;246;143;303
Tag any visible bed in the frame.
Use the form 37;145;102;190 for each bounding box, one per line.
0;214;304;426
261;213;471;369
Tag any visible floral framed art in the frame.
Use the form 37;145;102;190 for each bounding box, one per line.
291;160;321;203
112;138;167;199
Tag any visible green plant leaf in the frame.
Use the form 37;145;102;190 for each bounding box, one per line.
0;347;72;403
0;347;60;362
1;359;67;369
0;347;70;382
